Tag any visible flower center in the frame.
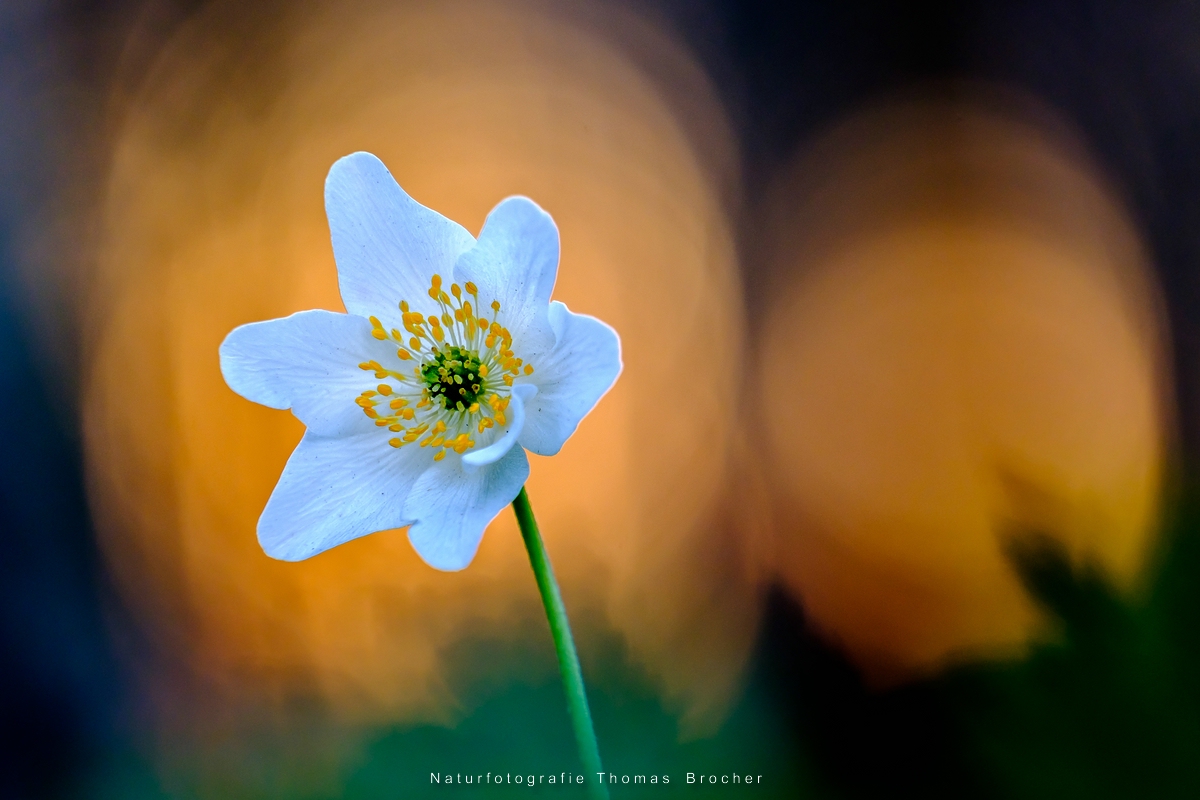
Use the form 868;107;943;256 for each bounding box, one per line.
421;345;484;411
353;274;535;462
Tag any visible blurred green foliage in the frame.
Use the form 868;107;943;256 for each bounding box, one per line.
942;501;1200;799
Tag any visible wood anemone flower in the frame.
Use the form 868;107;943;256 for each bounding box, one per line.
219;152;621;570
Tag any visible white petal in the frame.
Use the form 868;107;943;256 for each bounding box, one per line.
219;310;397;436
453;196;558;356
462;383;537;471
519;301;622;456
404;445;530;571
326;152;476;328
258;429;423;561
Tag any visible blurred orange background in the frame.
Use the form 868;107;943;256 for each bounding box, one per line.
61;0;1171;767
82;0;758;744
757;89;1169;681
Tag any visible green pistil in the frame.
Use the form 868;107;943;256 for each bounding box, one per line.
421;345;484;411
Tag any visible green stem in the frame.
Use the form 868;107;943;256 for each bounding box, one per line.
512;487;609;800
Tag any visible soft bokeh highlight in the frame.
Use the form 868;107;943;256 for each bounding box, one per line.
83;0;754;745
756;89;1170;680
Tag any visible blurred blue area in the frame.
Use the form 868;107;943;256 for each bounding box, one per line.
0;253;125;798
0;3;126;796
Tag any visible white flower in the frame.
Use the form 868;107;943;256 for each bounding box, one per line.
219;152;621;570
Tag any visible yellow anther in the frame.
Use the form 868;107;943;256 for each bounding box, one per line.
397;350;412;360
463;301;472;316
364;407;379;418
389;423;403;432
389;438;404;448
412;423;429;434
440;291;451;304
378;384;392;395
369;315;383;328
431;274;442;289
454;309;464;322
432;328;444;343
401;408;415;420
490;322;502;334
495;411;506;426
524;364;534;375
491;300;501;312
427;315;440;327
503;375;514;386
451;284;462;298
371;329;387;340
442;313;453;327
465;282;477;295
389;398;406;409
430;436;445;447
409;337;421;350
479;364;489;377
358;361;372;370
433;450;446;462
375;419;390;427
485;335;496;348
399;300;410;312
468;403;479;413
433;420;447;433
